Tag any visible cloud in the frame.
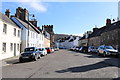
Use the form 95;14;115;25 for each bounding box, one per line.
19;0;47;12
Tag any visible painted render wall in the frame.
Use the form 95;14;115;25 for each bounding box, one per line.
11;17;45;52
0;20;21;60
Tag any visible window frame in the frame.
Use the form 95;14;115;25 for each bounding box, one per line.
2;43;6;53
3;23;7;34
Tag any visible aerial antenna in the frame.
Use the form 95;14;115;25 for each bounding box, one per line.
110;15;112;20
95;25;97;28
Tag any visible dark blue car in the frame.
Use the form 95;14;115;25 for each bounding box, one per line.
19;47;41;62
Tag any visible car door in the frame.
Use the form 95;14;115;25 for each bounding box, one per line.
99;47;103;53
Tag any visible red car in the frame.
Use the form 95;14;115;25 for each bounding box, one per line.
45;48;52;53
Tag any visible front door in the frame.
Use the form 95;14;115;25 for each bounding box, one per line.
14;43;16;56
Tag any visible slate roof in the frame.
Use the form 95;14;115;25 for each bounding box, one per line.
79;35;86;40
27;21;41;33
12;17;37;33
69;36;77;42
104;21;120;32
88;21;120;38
0;12;20;28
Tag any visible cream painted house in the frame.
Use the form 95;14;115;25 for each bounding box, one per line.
0;12;21;60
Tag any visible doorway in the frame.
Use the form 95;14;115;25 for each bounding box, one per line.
14;43;16;56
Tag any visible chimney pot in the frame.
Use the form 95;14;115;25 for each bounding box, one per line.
5;9;10;18
106;19;111;26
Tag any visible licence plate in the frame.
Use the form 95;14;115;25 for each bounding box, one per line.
23;57;29;58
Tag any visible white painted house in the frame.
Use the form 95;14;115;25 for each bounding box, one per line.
11;17;44;52
0;12;21;60
58;36;80;49
69;36;80;48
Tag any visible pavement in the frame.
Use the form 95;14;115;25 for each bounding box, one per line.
1;56;19;67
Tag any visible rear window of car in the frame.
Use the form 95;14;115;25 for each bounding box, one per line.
39;48;44;51
24;48;35;52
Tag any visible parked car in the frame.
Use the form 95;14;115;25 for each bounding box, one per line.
45;47;52;53
88;46;98;53
70;46;76;51
79;46;89;53
54;47;59;51
97;45;120;57
75;46;81;52
38;48;47;56
19;47;40;62
51;47;55;53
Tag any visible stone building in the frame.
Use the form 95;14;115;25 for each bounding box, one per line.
42;25;54;47
100;20;120;50
80;19;120;51
79;31;92;46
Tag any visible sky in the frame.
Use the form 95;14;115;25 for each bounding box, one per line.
1;0;119;36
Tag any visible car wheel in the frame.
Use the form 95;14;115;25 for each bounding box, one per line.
115;54;119;58
89;51;92;54
103;52;106;57
38;54;41;59
34;55;38;61
19;58;23;63
97;52;100;56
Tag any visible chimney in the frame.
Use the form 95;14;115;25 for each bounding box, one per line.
29;20;37;27
93;28;98;32
106;19;111;26
5;9;10;18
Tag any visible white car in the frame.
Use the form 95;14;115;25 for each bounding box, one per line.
38;48;47;56
97;45;119;57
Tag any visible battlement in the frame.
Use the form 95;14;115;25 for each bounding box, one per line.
42;25;53;28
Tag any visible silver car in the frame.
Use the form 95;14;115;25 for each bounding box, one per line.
97;45;119;57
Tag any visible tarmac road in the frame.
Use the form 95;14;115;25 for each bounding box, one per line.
2;49;120;79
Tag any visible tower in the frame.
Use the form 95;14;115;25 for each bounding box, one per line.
42;25;54;47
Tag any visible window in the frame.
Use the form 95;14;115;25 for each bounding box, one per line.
3;23;7;34
10;43;13;51
33;33;34;38
14;28;16;36
2;43;6;53
18;30;20;37
17;44;19;51
31;32;32;38
36;34;38;38
108;35;110;40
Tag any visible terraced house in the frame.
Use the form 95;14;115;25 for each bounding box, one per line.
0;11;21;60
11;7;44;52
0;7;53;60
79;19;120;51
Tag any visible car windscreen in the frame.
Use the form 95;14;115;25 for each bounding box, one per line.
24;48;35;52
39;48;44;51
105;46;114;49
